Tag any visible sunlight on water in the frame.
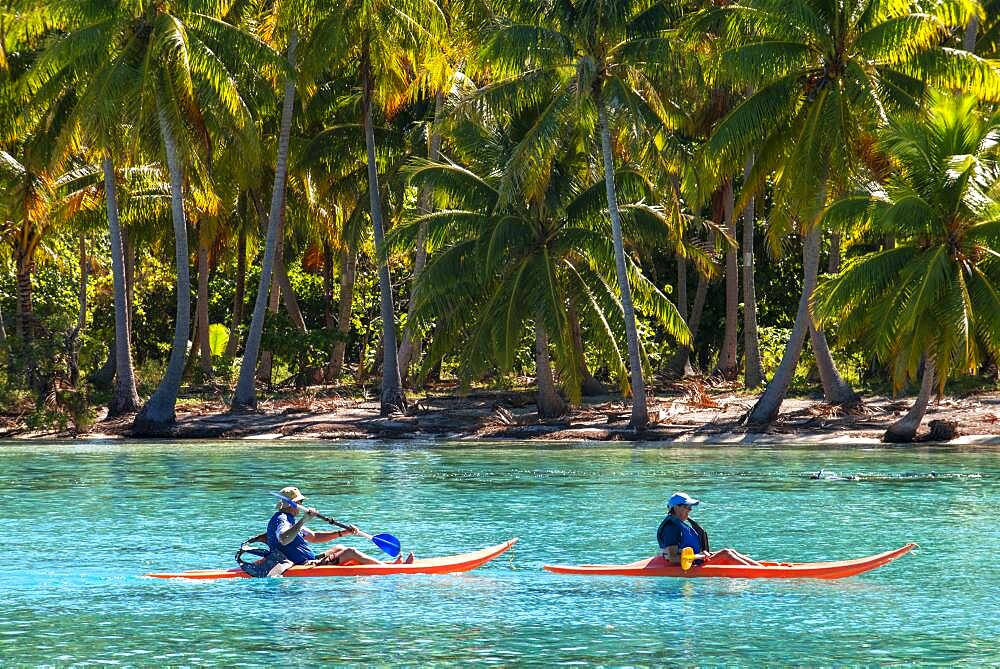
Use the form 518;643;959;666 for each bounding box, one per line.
1;441;998;665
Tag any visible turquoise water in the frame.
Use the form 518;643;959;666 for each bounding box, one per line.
2;441;998;666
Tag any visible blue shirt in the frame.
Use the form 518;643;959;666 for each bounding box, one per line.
656;515;702;553
267;511;316;564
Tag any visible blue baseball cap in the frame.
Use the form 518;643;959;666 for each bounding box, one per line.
667;492;700;509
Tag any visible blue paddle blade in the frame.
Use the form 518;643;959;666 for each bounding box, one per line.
371;533;401;558
270;491;298;509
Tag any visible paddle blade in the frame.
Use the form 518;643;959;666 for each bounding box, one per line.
270;491;298;509
680;547;695;571
371;533;401;558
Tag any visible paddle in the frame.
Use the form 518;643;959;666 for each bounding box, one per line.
269;492;402;558
680;547;695;570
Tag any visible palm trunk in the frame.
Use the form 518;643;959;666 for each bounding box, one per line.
884;358;936;442
715;178;738;378
568;299;606;396
690;268;710;340
133;99;193;434
322;242;335;330
742;154;763;389
811;222;857;405
225;226;247;357
828;233;841;274
362;46;406;415
597;101;646;429
669;234;710;376
399;91;444;384
328;244;357;380
13;235;37;389
196;229;212;375
535;319;567;418
232;30;297;411
745;224;823;426
14;246;33;343
256;204;283;383
91;344;116;390
275;249;306;332
91;219;136;395
964;17;978;52
809;321;858;404
76;235;88;333
69;234;88;386
668;255;694;377
124;228;135;316
676;253;688;319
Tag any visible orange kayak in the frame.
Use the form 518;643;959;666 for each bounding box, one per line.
543;543;916;579
147;538;518;580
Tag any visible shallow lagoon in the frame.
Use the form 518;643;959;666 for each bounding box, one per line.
2;441;997;666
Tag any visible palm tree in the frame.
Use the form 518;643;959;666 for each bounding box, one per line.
296;71;416;382
13;2;143;415
714;177;738;378
476;0;690;428
742;152;764;388
232;24;298;411
396;0;491;385
302;0;445;415
0;149;53;350
397;89;444;386
20;0;275;429
701;0;1000;425
815;94;1000;441
396;110;691;414
0;148;111;394
102;157;142;414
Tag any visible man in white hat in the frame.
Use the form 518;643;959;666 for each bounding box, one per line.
268;486;412;566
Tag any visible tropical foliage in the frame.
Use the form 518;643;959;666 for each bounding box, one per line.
814;93;1000;440
0;0;998;441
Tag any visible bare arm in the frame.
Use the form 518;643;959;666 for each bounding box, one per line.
307;528;352;543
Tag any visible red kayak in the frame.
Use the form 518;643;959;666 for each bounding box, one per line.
543;543;916;579
147;538;518;580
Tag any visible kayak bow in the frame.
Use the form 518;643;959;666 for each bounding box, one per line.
543;543;916;579
147;538;518;580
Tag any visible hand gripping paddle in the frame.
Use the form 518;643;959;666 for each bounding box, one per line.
270;492;402;558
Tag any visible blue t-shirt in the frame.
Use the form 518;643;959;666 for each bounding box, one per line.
267;511;316;564
656;515;702;553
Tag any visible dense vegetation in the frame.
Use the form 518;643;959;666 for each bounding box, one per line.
1;0;999;440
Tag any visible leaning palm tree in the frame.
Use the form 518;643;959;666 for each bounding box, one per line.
814;93;1000;442
231;14;299;411
475;0;690;428
700;0;1000;425
302;0;446;415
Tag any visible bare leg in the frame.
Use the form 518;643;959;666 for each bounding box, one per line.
267;560;294;576
706;548;761;566
313;546;416;566
333;547;386;565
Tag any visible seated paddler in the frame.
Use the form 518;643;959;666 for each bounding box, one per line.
657;491;759;567
268;486;413;567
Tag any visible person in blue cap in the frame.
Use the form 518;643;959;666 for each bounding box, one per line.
657;492;758;566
